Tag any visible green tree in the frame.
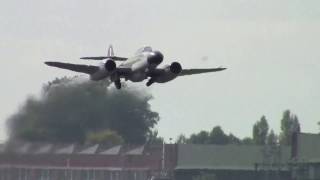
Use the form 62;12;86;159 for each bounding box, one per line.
146;130;164;144
252;116;269;145
7;77;159;144
280;110;301;145
208;126;229;145
188;131;210;144
228;133;241;144
176;134;188;144
186;126;241;145
266;129;278;146
86;130;124;145
242;137;254;145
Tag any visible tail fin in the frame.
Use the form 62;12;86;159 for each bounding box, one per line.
80;45;127;61
107;45;114;57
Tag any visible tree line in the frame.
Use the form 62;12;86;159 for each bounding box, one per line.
6;76;302;146
175;110;301;146
6;77;159;145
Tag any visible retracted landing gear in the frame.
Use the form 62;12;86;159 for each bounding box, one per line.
146;78;155;87
114;79;121;89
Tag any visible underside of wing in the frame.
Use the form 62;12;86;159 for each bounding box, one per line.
80;56;128;61
179;67;227;76
45;62;99;75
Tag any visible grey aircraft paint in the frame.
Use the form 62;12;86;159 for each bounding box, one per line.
45;45;226;89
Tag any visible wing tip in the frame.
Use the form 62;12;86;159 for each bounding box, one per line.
80;57;94;60
44;61;52;66
214;67;227;71
44;61;62;67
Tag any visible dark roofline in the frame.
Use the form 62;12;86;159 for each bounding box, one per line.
1;141;167;155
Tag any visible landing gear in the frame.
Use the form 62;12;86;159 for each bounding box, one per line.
114;79;121;89
146;78;154;87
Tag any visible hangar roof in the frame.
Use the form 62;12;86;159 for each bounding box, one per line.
35;144;53;154
125;145;144;155
295;133;320;163
55;144;75;154
78;144;99;154
100;145;121;155
176;144;290;171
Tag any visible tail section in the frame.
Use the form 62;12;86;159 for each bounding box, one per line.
80;45;127;61
107;45;114;57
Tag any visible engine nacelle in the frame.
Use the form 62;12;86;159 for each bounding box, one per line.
154;62;182;83
104;59;116;72
170;62;182;74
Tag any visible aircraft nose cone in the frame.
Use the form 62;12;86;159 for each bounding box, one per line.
148;51;163;65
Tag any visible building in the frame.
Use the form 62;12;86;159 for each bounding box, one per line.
0;142;177;180
291;133;320;180
1;132;320;180
175;144;291;180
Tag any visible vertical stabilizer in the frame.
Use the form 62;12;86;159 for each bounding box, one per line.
107;45;114;57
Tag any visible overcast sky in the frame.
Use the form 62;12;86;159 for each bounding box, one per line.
0;0;319;142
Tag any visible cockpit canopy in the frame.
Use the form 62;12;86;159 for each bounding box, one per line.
135;46;153;55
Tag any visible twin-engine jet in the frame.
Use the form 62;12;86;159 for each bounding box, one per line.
45;45;226;89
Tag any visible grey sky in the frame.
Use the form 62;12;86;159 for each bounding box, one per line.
0;0;319;141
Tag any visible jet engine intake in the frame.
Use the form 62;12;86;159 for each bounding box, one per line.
105;59;116;72
152;62;183;83
170;62;182;74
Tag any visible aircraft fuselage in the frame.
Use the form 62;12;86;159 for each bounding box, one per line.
91;49;162;82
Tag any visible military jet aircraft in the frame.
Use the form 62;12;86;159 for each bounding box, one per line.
45;45;226;89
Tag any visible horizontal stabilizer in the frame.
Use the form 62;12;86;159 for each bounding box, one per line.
80;56;127;61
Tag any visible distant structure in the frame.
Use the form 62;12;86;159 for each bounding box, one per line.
0;132;319;180
290;133;320;180
0;143;177;180
175;144;291;180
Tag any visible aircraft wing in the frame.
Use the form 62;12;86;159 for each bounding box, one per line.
179;67;227;76
80;56;128;61
45;62;99;75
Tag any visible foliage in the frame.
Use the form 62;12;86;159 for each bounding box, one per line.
186;126;241;145
86;129;124;145
6;77;159;144
188;131;210;144
266;129;278;146
242;137;254;145
252;116;269;145
227;133;241;144
6;78;301;148
279;110;300;145
178;109;299;146
176;134;188;144
207;126;228;144
146;130;164;144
